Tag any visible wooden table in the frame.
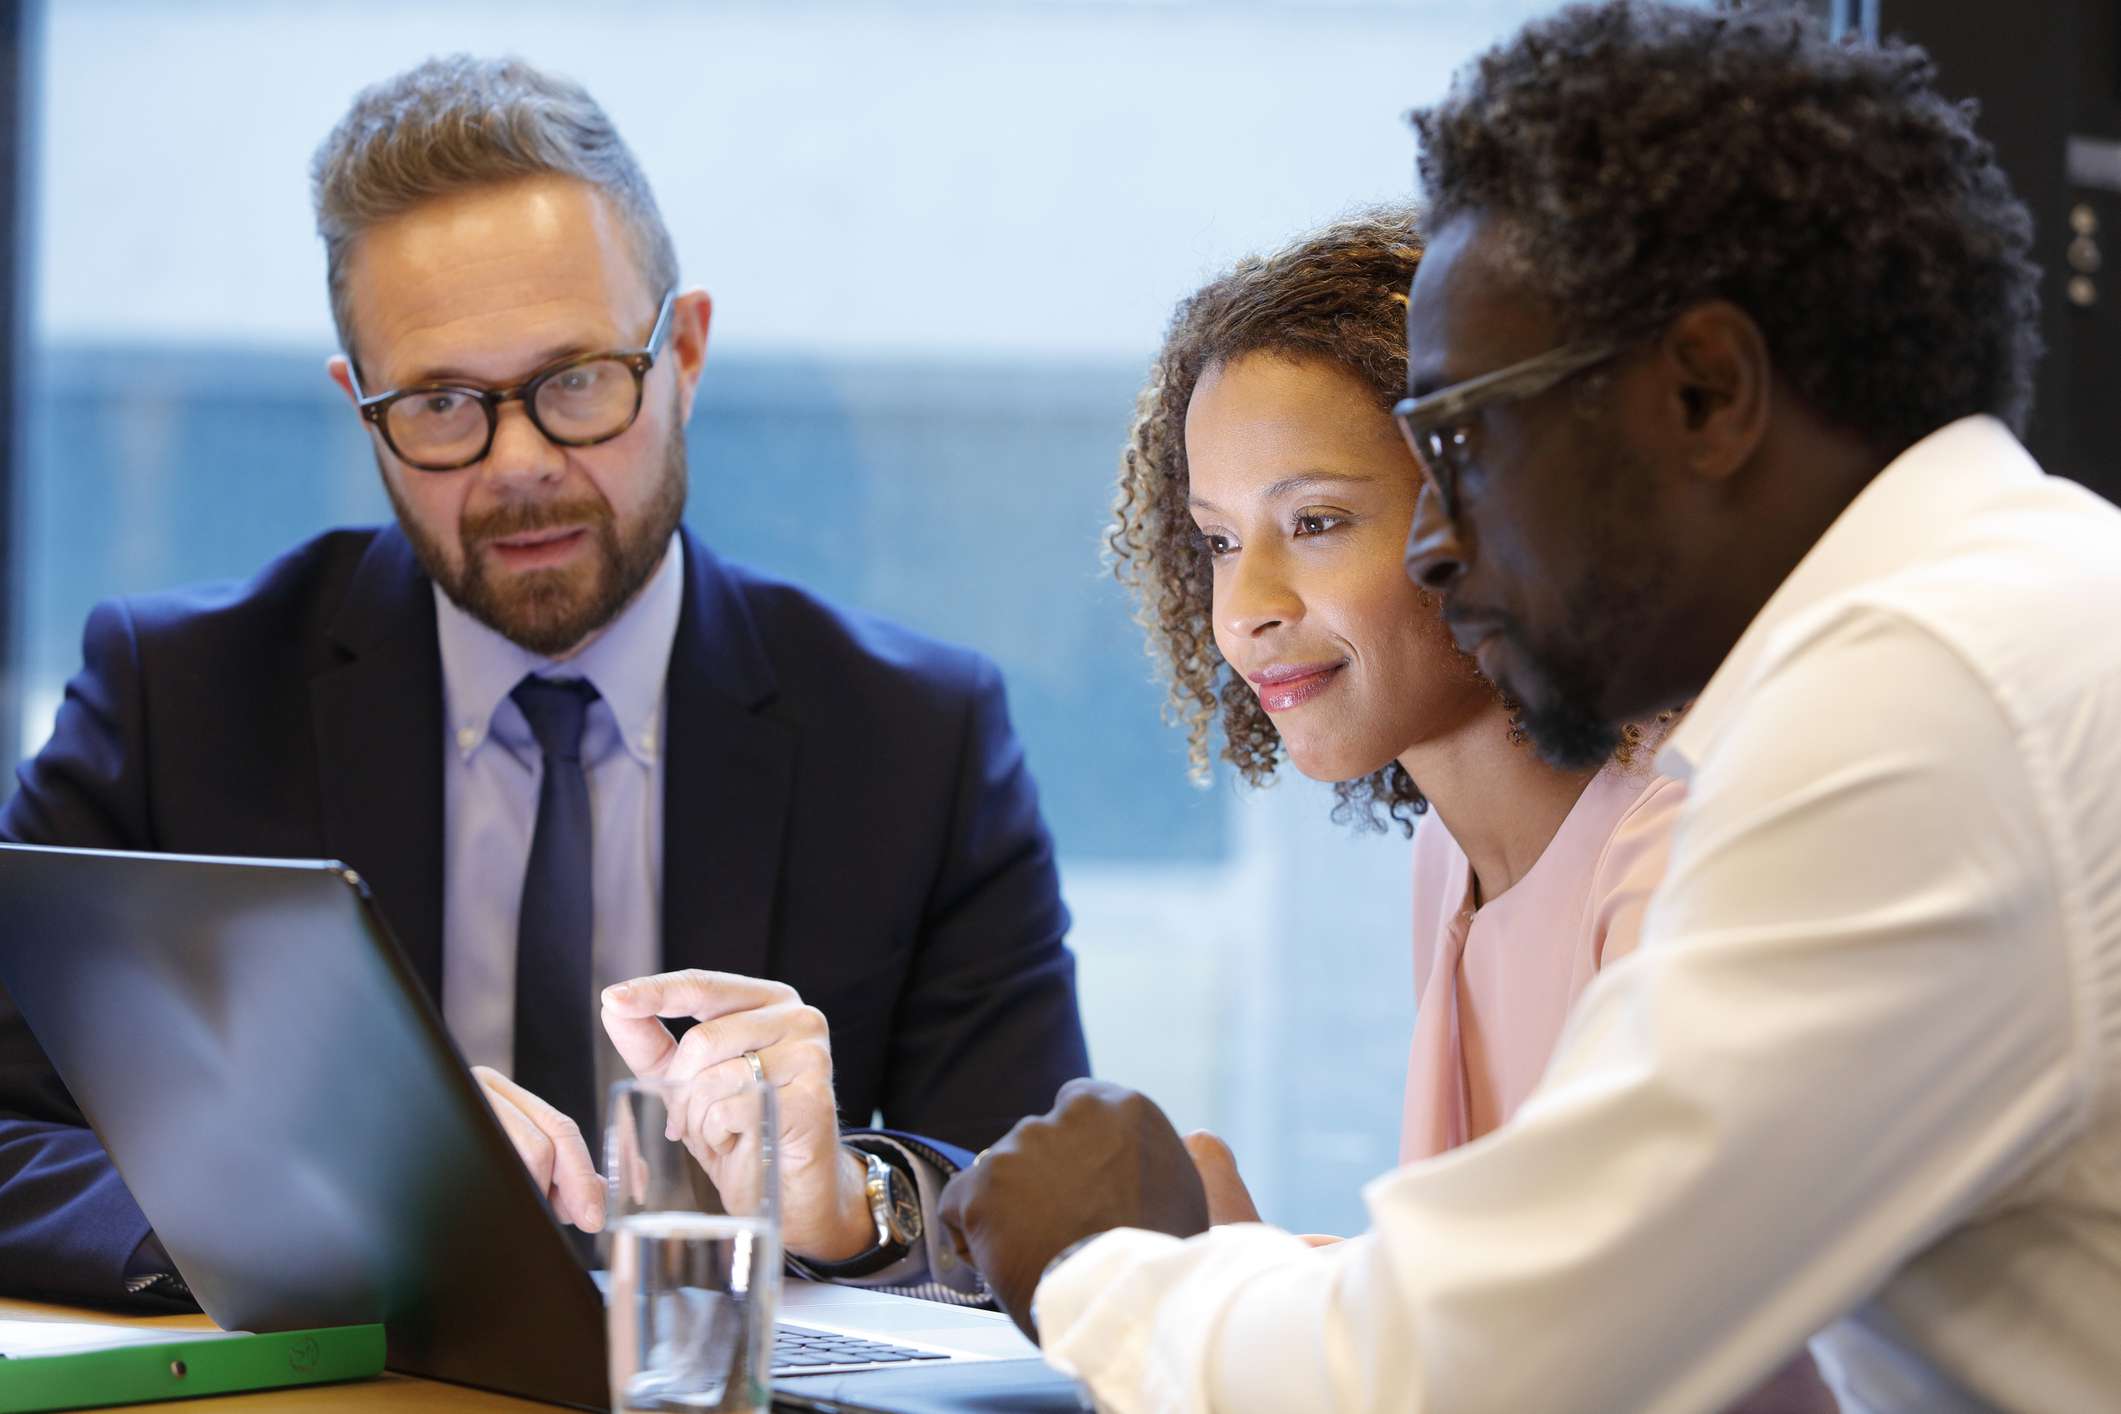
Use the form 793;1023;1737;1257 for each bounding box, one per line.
0;1297;556;1411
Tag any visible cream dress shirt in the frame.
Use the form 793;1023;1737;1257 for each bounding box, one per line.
1034;416;2121;1413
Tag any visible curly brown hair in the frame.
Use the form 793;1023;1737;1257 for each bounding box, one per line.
1107;207;1437;835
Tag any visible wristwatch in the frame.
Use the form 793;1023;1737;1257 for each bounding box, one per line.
804;1146;922;1278
861;1147;922;1252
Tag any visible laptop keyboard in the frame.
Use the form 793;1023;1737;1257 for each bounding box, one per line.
772;1322;954;1373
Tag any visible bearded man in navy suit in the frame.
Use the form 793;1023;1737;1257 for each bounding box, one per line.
0;55;1087;1307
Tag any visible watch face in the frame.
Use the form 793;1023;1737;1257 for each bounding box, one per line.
886;1169;923;1243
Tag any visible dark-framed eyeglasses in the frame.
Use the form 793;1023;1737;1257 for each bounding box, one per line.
1392;329;1647;522
348;289;679;473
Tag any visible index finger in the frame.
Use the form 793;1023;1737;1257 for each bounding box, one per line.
602;969;791;1023
477;1068;607;1232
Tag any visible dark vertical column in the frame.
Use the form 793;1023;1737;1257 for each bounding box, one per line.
0;1;27;777
1882;0;2121;502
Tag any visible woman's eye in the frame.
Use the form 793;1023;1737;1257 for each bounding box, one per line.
1293;512;1346;537
1200;532;1235;557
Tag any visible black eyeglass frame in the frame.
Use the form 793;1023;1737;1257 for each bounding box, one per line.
347;288;679;473
1392;328;1650;522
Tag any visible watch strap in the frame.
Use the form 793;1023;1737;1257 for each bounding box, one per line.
798;1145;917;1279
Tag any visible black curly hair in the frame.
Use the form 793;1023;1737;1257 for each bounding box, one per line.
1409;0;2043;456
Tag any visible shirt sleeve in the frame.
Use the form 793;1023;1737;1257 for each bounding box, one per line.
1034;607;2085;1413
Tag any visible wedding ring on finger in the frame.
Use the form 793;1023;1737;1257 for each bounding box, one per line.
743;1049;766;1086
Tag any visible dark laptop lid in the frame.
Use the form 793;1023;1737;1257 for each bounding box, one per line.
0;844;608;1410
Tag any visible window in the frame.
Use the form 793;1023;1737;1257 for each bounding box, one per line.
26;0;1560;1233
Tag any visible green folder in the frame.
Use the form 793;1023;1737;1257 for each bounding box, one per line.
0;1323;385;1411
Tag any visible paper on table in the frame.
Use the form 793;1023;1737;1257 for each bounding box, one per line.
0;1319;242;1358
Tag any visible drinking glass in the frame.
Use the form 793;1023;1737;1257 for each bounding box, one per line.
605;1076;781;1414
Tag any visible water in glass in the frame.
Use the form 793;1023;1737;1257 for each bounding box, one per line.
605;1077;780;1414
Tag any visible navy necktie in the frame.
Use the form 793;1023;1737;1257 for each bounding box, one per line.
511;676;602;1152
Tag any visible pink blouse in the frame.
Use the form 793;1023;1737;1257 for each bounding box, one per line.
1401;764;1686;1162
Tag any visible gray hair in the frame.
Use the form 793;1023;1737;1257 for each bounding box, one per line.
311;55;680;361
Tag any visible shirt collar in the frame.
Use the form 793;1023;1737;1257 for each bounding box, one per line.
1657;415;2040;781
434;529;686;768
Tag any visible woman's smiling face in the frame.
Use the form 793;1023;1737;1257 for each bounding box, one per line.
1186;351;1491;782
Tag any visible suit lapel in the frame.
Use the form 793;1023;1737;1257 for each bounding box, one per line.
660;533;794;982
302;528;788;1001
309;529;448;1000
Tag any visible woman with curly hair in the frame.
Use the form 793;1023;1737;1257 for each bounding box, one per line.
1110;210;1836;1411
1108;207;1686;1179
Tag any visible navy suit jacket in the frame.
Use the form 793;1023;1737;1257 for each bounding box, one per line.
0;526;1088;1304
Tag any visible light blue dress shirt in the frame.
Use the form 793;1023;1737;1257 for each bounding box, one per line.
430;532;965;1297
434;532;685;1088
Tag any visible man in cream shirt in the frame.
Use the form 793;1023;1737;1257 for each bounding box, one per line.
939;5;2121;1410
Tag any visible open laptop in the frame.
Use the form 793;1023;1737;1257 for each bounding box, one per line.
0;844;1084;1412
